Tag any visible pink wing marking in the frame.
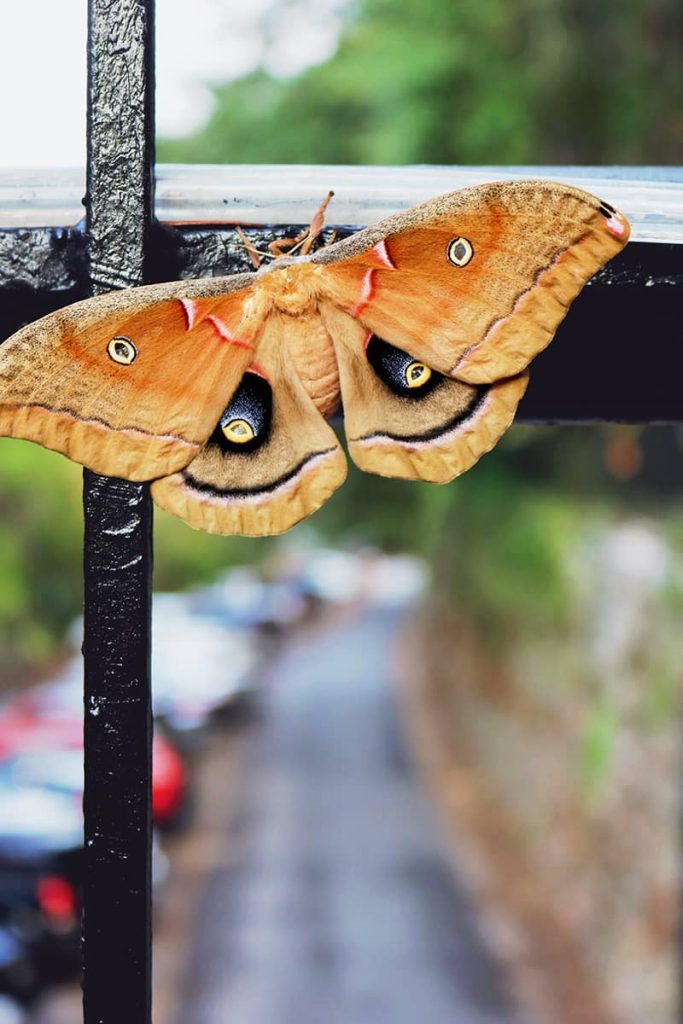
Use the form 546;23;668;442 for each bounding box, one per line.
350;269;376;318
247;362;269;381
179;298;198;330
371;240;396;270
605;216;626;237
206;315;253;350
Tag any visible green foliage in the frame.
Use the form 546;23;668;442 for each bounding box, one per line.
0;442;82;670
640;663;681;728
423;454;582;648
159;0;683;165
579;697;618;801
0;444;269;673
299;455;435;550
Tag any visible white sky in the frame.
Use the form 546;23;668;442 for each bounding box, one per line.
0;0;344;167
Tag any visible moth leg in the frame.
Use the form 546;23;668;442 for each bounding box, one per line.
268;233;307;257
235;226;264;270
267;191;336;258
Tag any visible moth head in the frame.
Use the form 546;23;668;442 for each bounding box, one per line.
447;237;473;268
107;336;137;365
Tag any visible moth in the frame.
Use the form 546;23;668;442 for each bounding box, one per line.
0;181;629;536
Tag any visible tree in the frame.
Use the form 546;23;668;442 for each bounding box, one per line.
159;0;683;166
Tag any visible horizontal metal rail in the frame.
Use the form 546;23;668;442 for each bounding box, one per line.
0;164;682;243
0;165;682;434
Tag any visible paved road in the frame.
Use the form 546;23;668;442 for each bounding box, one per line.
178;605;526;1024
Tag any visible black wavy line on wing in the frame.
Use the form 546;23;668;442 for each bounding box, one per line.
0;402;197;444
353;387;488;444
181;447;337;499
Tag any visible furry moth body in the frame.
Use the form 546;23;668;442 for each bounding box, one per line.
0;180;629;536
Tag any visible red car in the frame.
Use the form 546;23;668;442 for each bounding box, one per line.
0;696;189;831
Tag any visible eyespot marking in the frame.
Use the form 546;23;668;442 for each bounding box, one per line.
214;372;272;453
447;237;473;267
366;335;441;399
405;361;432;388
107;336;137;365
222;418;255;444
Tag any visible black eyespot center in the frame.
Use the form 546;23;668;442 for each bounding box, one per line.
366;335;442;399
212;372;272;453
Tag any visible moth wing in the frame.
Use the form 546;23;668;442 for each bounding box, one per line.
314;179;629;384
322;302;527;483
0;275;261;480
151;312;347;536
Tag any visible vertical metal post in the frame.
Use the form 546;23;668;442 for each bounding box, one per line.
83;2;155;1022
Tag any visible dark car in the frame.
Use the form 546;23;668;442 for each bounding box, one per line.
0;925;35;1011
0;782;82;992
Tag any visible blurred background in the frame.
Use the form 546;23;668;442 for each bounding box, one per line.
0;1;682;1023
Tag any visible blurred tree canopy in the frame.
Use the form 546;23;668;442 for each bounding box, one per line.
159;0;683;165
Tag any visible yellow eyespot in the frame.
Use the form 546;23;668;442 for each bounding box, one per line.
222;418;255;444
447;236;473;267
405;361;432;388
107;336;137;365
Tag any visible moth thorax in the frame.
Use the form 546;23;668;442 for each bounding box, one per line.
286;315;340;420
265;264;319;316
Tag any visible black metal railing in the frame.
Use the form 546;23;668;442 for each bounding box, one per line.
82;1;156;1019
0;1;680;1022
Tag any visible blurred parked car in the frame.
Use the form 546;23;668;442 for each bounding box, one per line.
191;568;309;636
151;592;261;741
0;924;36;1009
287;548;367;605
0;685;190;832
0;773;168;999
0;782;82;991
66;591;261;747
0;993;25;1024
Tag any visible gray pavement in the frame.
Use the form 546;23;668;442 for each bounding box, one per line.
178;606;526;1024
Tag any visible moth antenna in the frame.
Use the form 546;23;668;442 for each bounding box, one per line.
301;190;335;255
235;226;263;270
